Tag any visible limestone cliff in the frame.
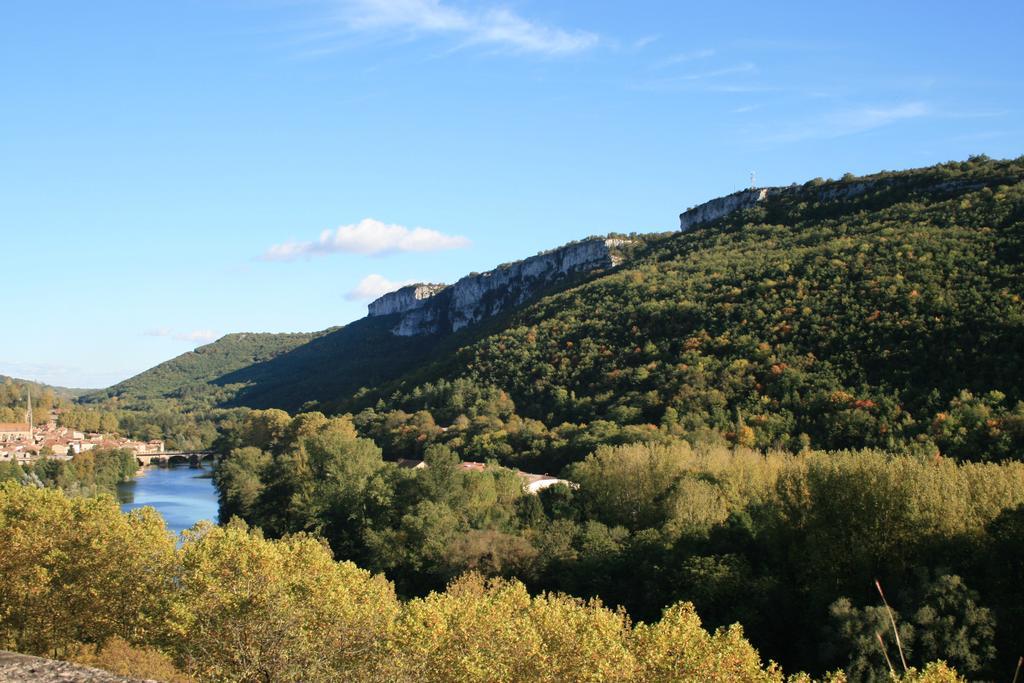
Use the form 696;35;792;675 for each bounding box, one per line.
366;284;446;317
679;175;994;232
367;237;627;336
679;188;778;231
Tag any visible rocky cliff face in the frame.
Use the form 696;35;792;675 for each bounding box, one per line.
366;284;446;317
679;176;997;233
679;188;777;231
367;238;627;336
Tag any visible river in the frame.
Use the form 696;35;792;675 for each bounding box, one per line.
117;463;220;535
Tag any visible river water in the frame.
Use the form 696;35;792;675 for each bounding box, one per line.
117;464;220;535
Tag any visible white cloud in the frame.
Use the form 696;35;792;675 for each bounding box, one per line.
263;218;470;260
332;0;598;55
145;328;221;344
345;274;417;301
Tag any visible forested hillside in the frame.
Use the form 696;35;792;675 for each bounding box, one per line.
360;155;1024;465
85;330;327;411
344;155;1024;467
89;156;1024;465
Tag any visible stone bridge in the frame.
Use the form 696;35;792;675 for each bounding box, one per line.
135;451;217;467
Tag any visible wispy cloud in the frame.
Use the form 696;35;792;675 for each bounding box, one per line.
833;102;930;129
327;0;598;56
653;48;715;69
345;274;417;301
144;328;221;344
633;62;759;92
631;35;659;50
263;218;470;261
673;62;757;81
760;102;930;144
728;38;846;52
705;83;780;94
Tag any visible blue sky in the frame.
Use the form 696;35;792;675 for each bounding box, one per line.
2;0;1021;388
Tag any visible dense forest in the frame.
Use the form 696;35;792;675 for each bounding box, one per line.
214;408;1024;679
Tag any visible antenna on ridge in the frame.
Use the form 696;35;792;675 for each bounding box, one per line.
750;171;757;190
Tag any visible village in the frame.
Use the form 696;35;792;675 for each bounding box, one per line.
0;394;163;465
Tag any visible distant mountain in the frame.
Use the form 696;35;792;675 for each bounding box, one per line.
88;155;1024;460
1;376;86;400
